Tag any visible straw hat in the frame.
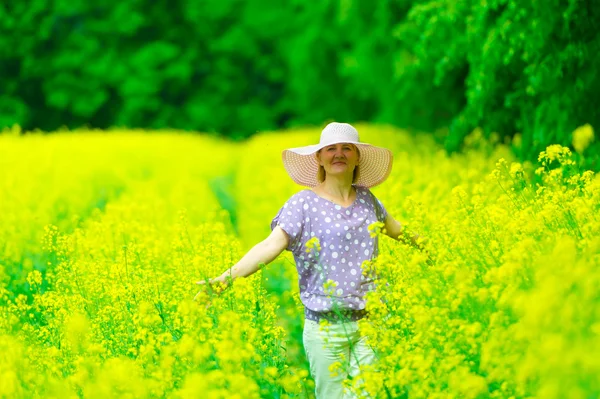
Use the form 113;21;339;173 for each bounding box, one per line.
282;122;393;188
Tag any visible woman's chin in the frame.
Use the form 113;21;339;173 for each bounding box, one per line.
331;164;349;171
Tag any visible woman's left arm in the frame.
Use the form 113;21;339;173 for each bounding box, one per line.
383;214;428;249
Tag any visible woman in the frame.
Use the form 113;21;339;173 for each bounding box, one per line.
197;122;423;399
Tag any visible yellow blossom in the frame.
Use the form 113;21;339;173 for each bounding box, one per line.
305;236;321;253
572;123;594;153
1;123;599;399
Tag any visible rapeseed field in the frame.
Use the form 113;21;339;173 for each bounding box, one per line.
0;124;598;398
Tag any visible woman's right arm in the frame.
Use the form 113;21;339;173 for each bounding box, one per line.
196;225;290;287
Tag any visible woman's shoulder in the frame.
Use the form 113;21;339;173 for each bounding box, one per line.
293;188;314;199
357;186;383;208
283;189;314;205
357;185;375;198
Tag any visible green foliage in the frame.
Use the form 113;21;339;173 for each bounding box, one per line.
0;0;598;163
390;0;600;163
0;0;294;138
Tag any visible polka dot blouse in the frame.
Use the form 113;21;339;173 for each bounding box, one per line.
270;185;388;321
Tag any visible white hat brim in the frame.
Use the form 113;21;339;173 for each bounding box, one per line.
282;142;393;188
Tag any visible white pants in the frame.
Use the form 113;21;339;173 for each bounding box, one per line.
303;319;377;399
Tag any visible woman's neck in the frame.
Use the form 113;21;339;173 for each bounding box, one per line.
315;178;355;201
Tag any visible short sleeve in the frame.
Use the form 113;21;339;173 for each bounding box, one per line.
270;193;306;252
366;189;388;223
375;197;388;223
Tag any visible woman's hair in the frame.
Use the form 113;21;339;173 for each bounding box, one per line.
316;145;360;183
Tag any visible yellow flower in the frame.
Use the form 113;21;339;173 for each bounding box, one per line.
305;236;321;253
539;144;572;163
323;279;338;296
368;221;385;238
572;123;594;153
509;162;524;178
328;361;343;377
26;270;43;287
3;122;600;399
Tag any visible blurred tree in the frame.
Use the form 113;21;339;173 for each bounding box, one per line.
0;0;598;165
389;0;600;162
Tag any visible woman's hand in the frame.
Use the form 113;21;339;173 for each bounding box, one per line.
194;274;230;301
416;235;429;249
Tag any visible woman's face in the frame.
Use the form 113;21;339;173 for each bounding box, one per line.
317;143;359;178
